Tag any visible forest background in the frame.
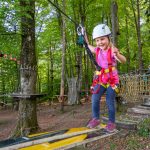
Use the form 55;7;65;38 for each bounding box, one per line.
0;0;149;137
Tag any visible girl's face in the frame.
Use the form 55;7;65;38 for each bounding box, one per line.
95;36;110;50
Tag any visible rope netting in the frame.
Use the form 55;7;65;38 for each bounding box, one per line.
118;73;150;103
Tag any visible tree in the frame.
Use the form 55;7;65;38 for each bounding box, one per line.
54;0;67;111
111;0;119;47
12;0;38;137
130;0;143;72
125;6;130;72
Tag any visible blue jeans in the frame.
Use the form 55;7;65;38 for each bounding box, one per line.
91;84;116;123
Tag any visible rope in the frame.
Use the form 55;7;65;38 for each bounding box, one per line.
83;37;101;71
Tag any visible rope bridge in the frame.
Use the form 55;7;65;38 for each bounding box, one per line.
118;73;150;103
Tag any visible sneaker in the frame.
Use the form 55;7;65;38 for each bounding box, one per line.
87;118;100;128
105;122;116;133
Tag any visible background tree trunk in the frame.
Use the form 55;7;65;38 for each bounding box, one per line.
130;0;143;72
125;6;130;72
67;77;78;105
47;43;54;97
75;0;87;103
11;0;38;137
136;0;143;72
111;1;122;111
55;0;66;111
111;0;119;47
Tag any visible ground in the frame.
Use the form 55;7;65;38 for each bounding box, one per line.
0;101;150;150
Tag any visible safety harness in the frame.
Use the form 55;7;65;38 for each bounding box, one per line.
91;48;119;94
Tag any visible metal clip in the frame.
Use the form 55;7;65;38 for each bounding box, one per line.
77;24;84;36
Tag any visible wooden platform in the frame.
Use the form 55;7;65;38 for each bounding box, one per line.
11;93;47;99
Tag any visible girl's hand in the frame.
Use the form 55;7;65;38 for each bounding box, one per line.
111;46;121;62
110;43;126;63
112;46;119;57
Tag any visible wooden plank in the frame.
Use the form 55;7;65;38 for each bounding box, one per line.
125;113;148;121
102;117;137;130
120;119;139;123
10;93;47;99
137;105;150;110
56;130;119;150
141;104;150;107
127;108;150;115
1;127;104;150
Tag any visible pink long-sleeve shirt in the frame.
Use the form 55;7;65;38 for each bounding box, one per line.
95;47;119;84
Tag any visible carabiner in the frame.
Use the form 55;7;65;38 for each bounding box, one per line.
77;24;84;36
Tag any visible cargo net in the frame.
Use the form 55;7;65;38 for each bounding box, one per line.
118;73;150;103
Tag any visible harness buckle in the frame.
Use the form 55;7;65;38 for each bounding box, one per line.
112;85;120;94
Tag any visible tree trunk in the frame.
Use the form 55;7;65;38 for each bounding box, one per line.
130;0;143;72
111;0;119;47
76;52;82;104
55;0;66;111
49;44;54;96
125;7;130;72
67;77;78;105
60;0;66;111
111;1;122;111
136;0;143;72
76;0;86;103
11;0;38;137
47;43;54;96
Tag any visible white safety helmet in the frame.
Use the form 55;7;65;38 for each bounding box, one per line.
92;24;111;39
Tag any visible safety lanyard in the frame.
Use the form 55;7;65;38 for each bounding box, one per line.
77;25;101;71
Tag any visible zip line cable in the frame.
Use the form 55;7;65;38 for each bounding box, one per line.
77;25;101;71
47;0;91;35
47;0;78;26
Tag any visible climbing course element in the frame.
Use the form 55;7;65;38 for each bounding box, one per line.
0;124;118;150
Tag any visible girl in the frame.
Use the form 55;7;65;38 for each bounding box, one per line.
85;24;126;132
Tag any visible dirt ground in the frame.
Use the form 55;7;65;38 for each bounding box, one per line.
0;102;92;140
0;101;150;150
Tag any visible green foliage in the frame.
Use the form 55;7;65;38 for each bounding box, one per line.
126;137;143;150
109;142;117;150
137;118;150;137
